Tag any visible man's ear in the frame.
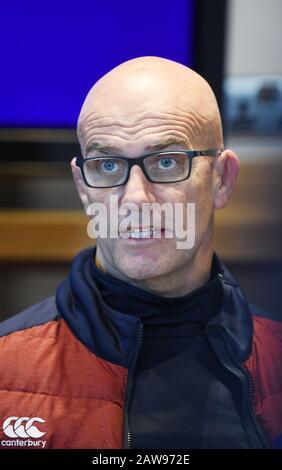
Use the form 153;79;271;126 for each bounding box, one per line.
213;149;240;209
70;157;91;215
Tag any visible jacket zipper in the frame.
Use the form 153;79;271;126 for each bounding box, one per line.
242;360;271;448
124;320;143;449
213;274;271;448
220;330;271;448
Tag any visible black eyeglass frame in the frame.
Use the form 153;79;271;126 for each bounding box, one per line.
75;149;221;188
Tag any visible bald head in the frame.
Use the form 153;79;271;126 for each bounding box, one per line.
77;56;223;155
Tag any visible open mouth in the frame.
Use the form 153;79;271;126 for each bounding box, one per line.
119;228;165;240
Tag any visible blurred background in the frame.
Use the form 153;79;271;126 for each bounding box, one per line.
0;0;281;321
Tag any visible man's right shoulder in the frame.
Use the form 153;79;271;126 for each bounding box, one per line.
0;296;60;339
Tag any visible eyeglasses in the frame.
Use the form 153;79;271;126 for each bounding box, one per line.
75;149;221;188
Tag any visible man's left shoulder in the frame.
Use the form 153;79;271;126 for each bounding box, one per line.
245;304;282;448
249;303;282;333
248;303;282;356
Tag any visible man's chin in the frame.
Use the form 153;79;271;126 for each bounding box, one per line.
116;259;165;282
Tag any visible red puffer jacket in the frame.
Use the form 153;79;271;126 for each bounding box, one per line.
0;248;281;449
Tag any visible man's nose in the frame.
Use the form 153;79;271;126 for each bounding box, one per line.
120;164;156;207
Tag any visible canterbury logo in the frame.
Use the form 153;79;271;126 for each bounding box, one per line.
3;416;46;438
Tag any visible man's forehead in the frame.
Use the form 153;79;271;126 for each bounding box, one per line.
84;137;189;156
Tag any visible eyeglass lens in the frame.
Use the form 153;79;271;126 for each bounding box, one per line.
83;153;190;187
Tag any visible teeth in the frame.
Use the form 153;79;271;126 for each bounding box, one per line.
130;230;152;238
119;228;163;239
126;229;161;239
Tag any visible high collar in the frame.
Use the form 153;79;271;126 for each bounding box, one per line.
90;251;223;336
56;247;253;367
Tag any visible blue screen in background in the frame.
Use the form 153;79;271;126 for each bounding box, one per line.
1;0;194;128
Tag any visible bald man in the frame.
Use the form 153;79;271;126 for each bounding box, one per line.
0;57;282;450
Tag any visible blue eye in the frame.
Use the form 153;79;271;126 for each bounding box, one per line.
158;157;176;169
100;160;119;173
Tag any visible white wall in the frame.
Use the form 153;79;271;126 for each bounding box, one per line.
225;0;282;76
